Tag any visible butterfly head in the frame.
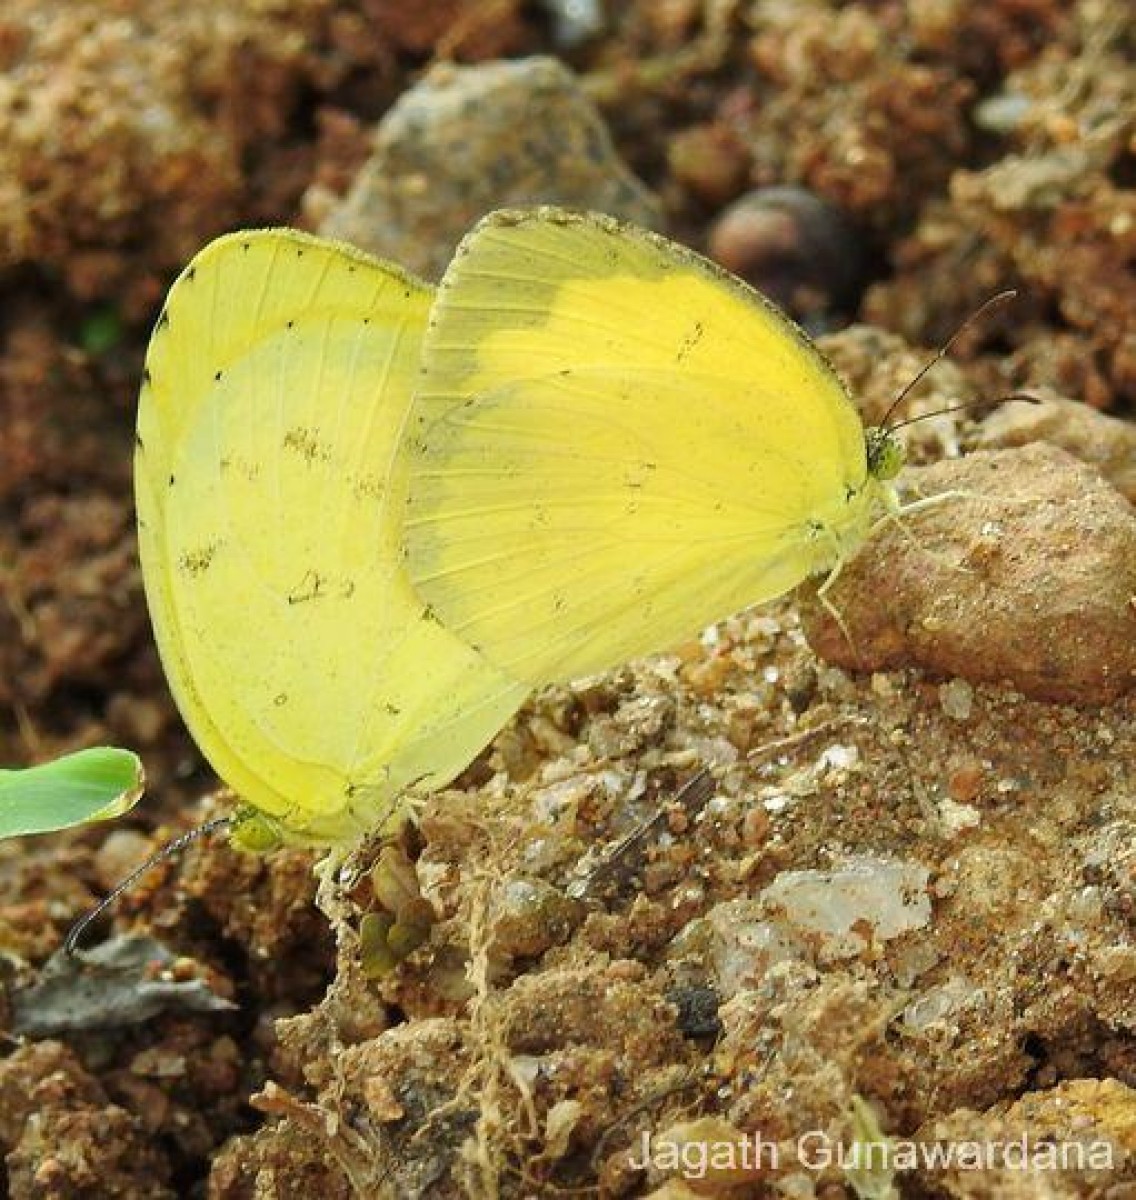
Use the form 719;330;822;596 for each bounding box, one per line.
864;427;905;482
229;805;286;852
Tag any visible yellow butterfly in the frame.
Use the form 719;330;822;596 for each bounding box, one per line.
404;207;904;687
137;230;529;848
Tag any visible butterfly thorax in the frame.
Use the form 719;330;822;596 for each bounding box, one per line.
799;433;902;584
228;798;398;851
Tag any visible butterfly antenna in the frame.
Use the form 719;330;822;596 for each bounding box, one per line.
879;290;1019;431
884;389;1042;434
64;814;232;956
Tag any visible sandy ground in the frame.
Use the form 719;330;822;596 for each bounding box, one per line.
1;2;1134;1196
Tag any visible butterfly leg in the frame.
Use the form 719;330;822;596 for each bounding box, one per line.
813;487;959;653
815;540;860;658
868;486;958;541
314;845;352;926
869;489;974;576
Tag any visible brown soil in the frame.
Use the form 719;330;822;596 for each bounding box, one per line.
1;2;1134;1197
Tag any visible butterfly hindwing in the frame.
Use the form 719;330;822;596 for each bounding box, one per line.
138;230;528;845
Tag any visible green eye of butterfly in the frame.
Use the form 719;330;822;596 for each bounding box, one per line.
865;427;906;482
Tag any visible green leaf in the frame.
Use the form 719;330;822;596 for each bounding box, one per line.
0;748;144;839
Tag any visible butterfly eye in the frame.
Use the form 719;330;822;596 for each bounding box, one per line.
228;807;285;852
865;428;905;481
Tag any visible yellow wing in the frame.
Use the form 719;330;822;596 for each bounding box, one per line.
405;208;885;686
137;229;529;847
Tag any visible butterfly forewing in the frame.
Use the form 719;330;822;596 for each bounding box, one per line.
406;208;871;685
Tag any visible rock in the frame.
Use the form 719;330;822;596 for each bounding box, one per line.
938;678;974;721
700;902;799;995
488;876;583;961
977;392;1136;504
760;856;932;960
707;186;864;323
802;444;1136;703
318;57;661;279
697;856;932;987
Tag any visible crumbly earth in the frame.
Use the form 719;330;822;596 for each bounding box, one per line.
1;2;1134;1198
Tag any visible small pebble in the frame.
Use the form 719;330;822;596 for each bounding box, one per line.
668;123;750;207
707;186;864;323
947;759;985;803
761;856;932;960
93;829;153;893
533;0;606;49
938;678;974;721
489;876;583;960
